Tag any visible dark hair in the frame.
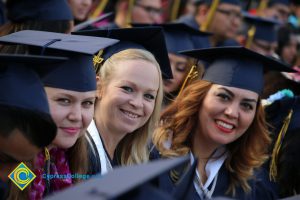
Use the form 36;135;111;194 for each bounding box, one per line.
0;105;57;148
276;25;297;58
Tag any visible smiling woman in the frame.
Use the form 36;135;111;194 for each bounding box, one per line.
152;47;294;200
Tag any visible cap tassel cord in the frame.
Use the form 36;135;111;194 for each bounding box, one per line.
269;109;293;181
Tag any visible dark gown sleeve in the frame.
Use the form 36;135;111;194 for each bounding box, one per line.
85;133;101;176
0;180;9;200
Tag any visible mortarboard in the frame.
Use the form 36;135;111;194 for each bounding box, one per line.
72;27;173;79
265;96;300;133
180;46;295;94
45;156;192;200
0;54;68;146
0;30;119;92
131;23;212;54
6;0;73;22
243;12;281;43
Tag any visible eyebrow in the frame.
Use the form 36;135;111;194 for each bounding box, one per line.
218;87;257;103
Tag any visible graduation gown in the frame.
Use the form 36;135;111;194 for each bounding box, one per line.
86;119;117;176
150;148;277;200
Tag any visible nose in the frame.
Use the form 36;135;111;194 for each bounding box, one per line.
129;95;144;109
224;103;239;119
68;104;82;122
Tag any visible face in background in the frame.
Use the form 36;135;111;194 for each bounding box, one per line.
0;129;40;162
250;39;278;57
280;34;298;65
131;0;163;24
196;84;258;149
209;3;242;41
68;0;93;21
45;87;96;149
97;59;159;136
163;53;188;94
265;4;290;23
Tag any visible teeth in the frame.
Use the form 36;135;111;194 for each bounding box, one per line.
216;120;233;129
123;110;139;118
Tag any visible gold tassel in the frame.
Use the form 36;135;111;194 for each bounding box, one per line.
170;0;181;21
256;0;269;17
90;0;109;19
44;147;50;162
178;65;198;97
93;49;104;74
200;0;220;32
269;109;293;181
125;0;135;28
245;26;256;48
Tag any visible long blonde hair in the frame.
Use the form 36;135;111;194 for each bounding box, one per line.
153;80;271;196
96;48;163;165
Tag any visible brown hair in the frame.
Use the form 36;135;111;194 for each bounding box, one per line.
153;79;271;196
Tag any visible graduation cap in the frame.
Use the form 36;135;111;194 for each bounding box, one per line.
243;12;281;43
0;54;68;146
0;30;119;92
265;96;300;181
72;27;173;79
6;0;73;22
131;23;212;54
45;156;192;200
180;46;295;94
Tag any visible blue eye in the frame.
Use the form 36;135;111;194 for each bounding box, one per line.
144;94;155;100
82;100;94;107
57;98;71;105
121;86;133;92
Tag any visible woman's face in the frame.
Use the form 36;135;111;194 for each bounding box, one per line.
281;35;298;64
197;84;258;147
97;59;159;135
68;0;93;21
45;87;96;149
163;53;188;93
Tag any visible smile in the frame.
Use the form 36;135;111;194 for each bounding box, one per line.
121;109;141;119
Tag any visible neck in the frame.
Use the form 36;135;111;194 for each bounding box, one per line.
94;116;126;160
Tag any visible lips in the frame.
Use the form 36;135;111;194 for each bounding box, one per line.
60;127;80;135
120;109;141;119
215;119;235;134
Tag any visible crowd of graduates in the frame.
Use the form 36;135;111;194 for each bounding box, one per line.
0;0;300;199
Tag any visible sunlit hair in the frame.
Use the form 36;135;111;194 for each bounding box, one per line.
153;79;271;196
96;48;163;165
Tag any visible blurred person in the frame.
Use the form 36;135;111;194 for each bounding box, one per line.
67;0;93;25
263;0;291;23
178;0;242;47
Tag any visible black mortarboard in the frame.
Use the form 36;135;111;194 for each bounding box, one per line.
266;96;300;132
0;54;68;145
72;27;173;79
180;46;295;94
45;156;190;200
243;13;280;43
6;0;73;22
0;30;119;92
131;23;212;54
